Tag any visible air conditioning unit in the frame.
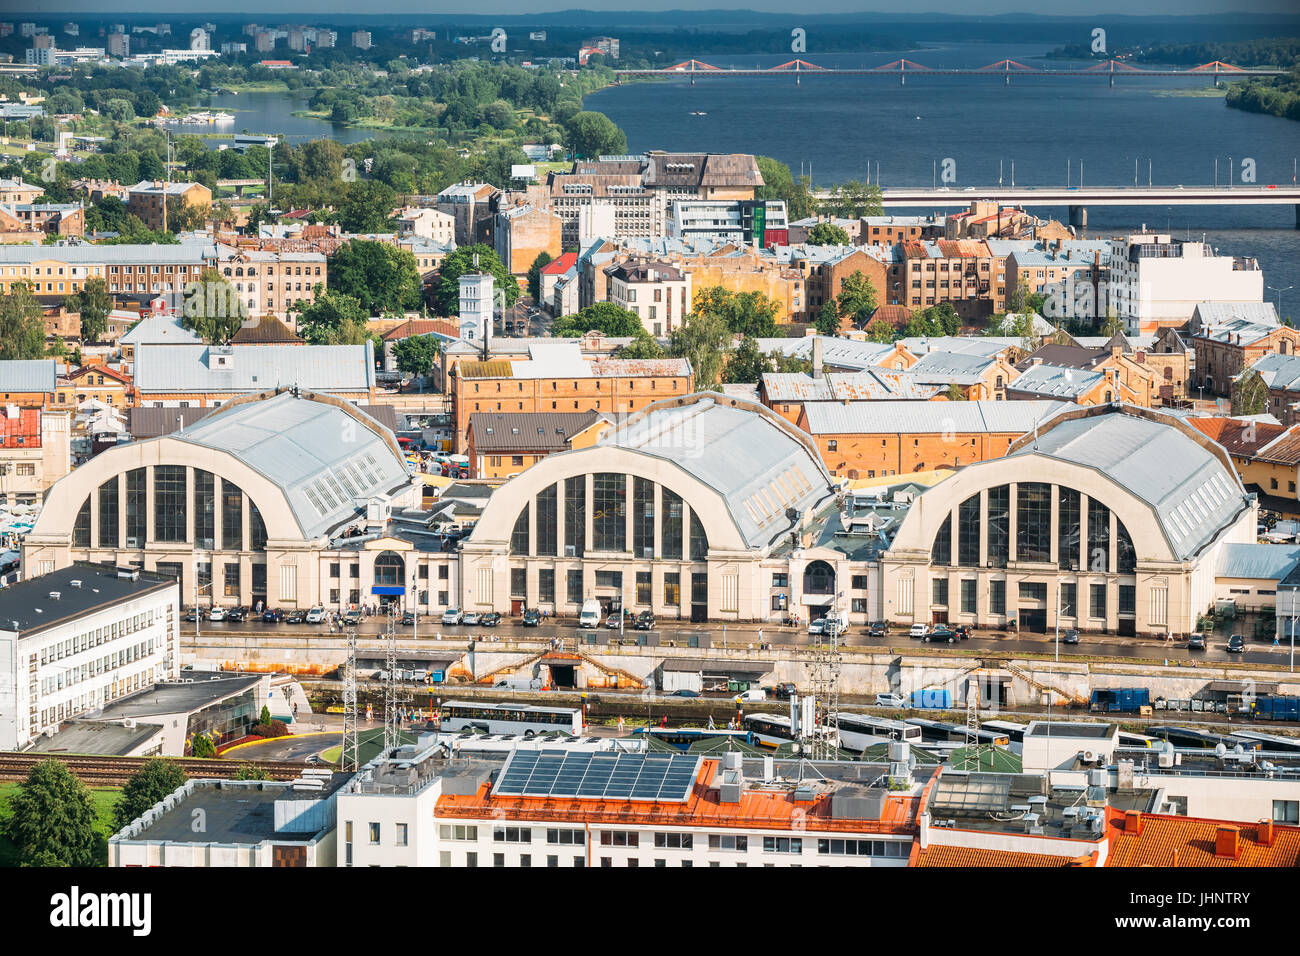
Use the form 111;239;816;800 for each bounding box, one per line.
1081;750;1097;764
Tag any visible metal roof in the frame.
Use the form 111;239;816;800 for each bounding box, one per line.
763;369;940;402
0;359;56;393
174;390;410;540
1215;543;1300;581
1243;353;1300;391
467;411;607;453
1007;410;1251;561
0;242;215;266
1007;363;1104;398
907;350;1001;385
802;400;1067;435
1191;301;1279;331
753;336;894;372
118;312;203;347
134;343;375;393
601;395;834;551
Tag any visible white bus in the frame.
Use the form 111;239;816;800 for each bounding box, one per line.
836;713;923;752
438;700;583;736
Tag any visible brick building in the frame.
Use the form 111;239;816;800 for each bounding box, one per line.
465;410;610;479
493;203;564;277
127;180;212;232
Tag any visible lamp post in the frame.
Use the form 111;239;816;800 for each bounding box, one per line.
1268;286;1293;323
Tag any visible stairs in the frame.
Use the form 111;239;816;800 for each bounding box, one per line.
999;660;1088;707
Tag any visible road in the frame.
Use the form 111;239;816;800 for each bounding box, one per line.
185;615;1299;668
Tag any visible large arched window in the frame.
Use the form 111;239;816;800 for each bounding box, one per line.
510;504;530;555
931;517;952;565
98;477;118;549
536;484;557;556
374;551;405;587
1016;482;1052;563
73;496;91;548
957;493;980;566
804;560;835;595
689;512;708;561
1117;520;1136;574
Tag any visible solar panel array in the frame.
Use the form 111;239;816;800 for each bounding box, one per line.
494;750;702;803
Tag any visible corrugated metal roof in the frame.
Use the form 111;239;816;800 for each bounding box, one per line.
467;411;607;452
754;336;894;372
119;313;204;346
1215;543;1300;581
907;350;1000;385
1244;352;1300;391
1007;363;1103;397
0;242;215;265
134;344;374;393
802;400;1067;436
174;391;409;540
1192;301;1279;331
0;359;56;393
1008;410;1249;561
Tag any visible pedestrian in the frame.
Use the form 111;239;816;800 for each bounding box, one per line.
1274;632;1281;648
617;716;625;735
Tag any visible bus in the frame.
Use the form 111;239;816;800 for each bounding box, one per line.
743;713;797;748
1116;730;1159;750
904;718;1011;747
980;720;1028;744
632;727;754;751
1147;725;1237;750
438;700;583;736
836;713;923;752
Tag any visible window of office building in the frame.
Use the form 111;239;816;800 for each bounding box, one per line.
98;477;118;549
511;567;526;599
510;504;529;555
222;484;243;551
1058;487;1081;570
224;562;240;597
691;572;707;604
154;465;187;542
636;571;652;605
564;477;585;557
1016;482;1051;564
987;485;1009;568
661;489;683;560
593;473;626;552
194;469;215;550
1118;584;1135;616
536;484;557;556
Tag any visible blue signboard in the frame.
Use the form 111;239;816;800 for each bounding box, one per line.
371;585;406;596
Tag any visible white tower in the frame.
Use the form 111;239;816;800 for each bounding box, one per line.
459;269;494;353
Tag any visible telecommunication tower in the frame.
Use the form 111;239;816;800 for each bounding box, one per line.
340;625;360;773
383;604;410;754
805;591;844;760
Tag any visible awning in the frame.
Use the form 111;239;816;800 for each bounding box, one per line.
801;594;834;606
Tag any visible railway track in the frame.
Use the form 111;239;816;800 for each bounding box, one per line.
0;752;311;787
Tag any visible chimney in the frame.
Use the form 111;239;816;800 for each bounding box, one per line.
1111;346;1122;358
812;336;824;380
1031;357;1043;366
1257;819;1276;847
1214;825;1241;860
1123;810;1144;836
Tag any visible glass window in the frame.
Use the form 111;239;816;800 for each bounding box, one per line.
957;494;980;566
374;552;404;587
1058;487;1081;571
511;567;527;599
960;579;976;614
989;580;1006;616
222;483;243;551
689;512;708;561
636;571;652;605
125;468;146;546
510;504;529;556
592;473;626;552
633;477;654;557
1117;520;1136;574
98;477;119;549
1273;800;1299;824
1090;583;1107;619
564;477;585;557
931;516;952;565
987;485;1009;569
536;484;557;556
567;569;583;605
250;503;267;551
661;488;683;560
73;497;91;548
1088;500;1111;573
193;470;215;550
154;466;187;542
1019;582;1047;601
1060;582;1077;617
1016;482;1051;563
932;577;948;607
539;568;555;604
1118;584;1136;616
664;572;680;606
691;572;707;605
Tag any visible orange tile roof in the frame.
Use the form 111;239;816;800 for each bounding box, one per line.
435;758;922;834
0;407;40;448
910;844;1097;867
381;318;460;342
1104;808;1300;867
1185;417;1287;456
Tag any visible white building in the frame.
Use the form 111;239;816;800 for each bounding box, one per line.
602;260;691;337
667;199;788;247
1108;234;1264;335
0;564;180;751
458;272;494;347
190;28;210;51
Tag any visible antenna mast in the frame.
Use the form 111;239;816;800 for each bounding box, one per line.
806;590;843;760
383;603;410;754
340;625;360;772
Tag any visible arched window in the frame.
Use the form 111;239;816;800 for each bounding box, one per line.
1117;520;1136;574
804;560;835;595
374;551;405;587
510;504;530;556
957;493;980;566
689;511;708;561
73;496;91;548
931;517;952;565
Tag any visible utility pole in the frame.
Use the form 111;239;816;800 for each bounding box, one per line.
806;590;843;760
341;625;360;772
383;603;408;754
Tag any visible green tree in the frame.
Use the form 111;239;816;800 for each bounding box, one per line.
0;282;50;359
260;705;272;726
563;111;626;159
1100;309;1125;337
116;759;189;829
617;336;667;359
181;268;246;344
1233;369;1269;416
527;251;553;303
814;302;842;336
692;287;782;338
65;276;114;344
819;180;883;219
722;335;771;384
944;382;967;401
190;735;216;758
328;240;422;315
432;245;518;316
2;759;99;867
808;222;852;246
670;309;731;389
864;316;898;343
394;335;441;388
754;156;815;221
293;288;368;344
232;764;270;781
335;181;399;234
104;98;135;123
834;271;879;330
551;302;645;338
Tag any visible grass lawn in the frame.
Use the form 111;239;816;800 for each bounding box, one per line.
0;782;121;867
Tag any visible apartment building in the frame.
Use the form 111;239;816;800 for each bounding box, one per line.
1014;344;1161;407
0;202;84;239
436;183;500;247
667;198;788;247
465;410;610;479
216;247;327;317
0;405;69;506
1191;317;1300;396
905;349;1021;401
899;239;1005;320
395;206;455;245
0;359;57;409
796;400;1066;479
1004;240;1112;320
127;180;212;232
0;242;218;301
52;364;133;411
1241;353;1300;425
603;260;691;336
1109;234;1264;334
450;343;693;453
0;176;45;204
494;203;564;276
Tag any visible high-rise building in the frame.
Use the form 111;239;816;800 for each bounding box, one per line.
351;30;372;50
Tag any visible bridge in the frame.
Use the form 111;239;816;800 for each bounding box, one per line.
216;178;267;197
617;58;1286;86
812;185;1300;228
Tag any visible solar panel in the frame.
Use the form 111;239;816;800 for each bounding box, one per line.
494;751;701;803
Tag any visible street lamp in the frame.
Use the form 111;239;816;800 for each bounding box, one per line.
1268;286;1293;323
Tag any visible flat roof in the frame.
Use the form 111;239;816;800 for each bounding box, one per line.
0;564;176;639
1025;721;1116;739
29;719;163;756
125;776;347;845
94;673;263;719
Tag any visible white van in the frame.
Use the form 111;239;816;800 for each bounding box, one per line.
579;598;602;628
736;688;767;702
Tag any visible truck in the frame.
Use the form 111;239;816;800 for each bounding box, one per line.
579;598;602;628
495;677;544;691
1090;688;1151;714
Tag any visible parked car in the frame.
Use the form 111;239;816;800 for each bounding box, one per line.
866;621;889;637
925;626;957;643
1227;634;1246;654
735;688;767;702
342;608;362;626
909;623;928;639
875;693;907;708
771;682;798;699
521;608;541;627
672;689;700;698
401;611;416;626
284;609;307;624
481;612;501;627
262;608;283;623
953;625;972;640
1187;632;1206;651
442;608;463;625
604;612;623;629
207;606;226;622
305;606;326;624
225;606;245;623
463;611;481;626
807;618;826;636
1062;628;1080;645
183;608;199;623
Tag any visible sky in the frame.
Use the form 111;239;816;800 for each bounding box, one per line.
5;2;1296;17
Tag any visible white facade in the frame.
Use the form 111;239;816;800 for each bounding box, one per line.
1109;235;1264;335
459;272;494;346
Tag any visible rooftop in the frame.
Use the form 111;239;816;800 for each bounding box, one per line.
0;359;57;393
95;673;263;720
1104;808;1300;867
801;399;1067;436
467;410;607;453
134;343;375;394
0;563;176;639
28;718;163;756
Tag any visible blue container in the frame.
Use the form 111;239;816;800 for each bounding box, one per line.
911;688;952;710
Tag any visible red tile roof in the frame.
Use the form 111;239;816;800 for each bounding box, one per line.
0;407;40;448
910;844;1097;867
540;252;578;276
1185;417;1288;456
1104;808;1300;867
381;318;460;342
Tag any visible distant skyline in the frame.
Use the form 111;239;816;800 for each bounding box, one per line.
5;2;1298;18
